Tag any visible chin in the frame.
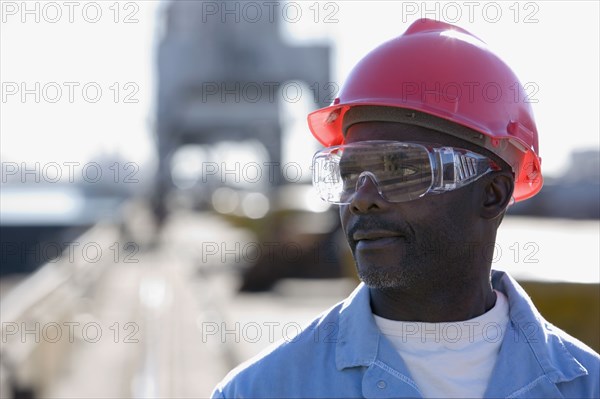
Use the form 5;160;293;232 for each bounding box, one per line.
357;264;419;290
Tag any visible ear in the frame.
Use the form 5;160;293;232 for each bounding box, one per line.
480;172;514;220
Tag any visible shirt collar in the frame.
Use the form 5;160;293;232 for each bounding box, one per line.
490;270;588;384
335;282;380;370
334;272;588;387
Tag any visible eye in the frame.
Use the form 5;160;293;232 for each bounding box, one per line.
401;166;418;177
340;170;360;188
382;154;418;176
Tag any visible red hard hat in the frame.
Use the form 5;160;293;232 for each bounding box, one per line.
308;19;542;202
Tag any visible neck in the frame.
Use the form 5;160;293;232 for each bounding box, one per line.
369;277;497;322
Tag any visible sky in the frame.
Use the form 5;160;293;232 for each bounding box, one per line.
284;1;600;177
1;1;599;180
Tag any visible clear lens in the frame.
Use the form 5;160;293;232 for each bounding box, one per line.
312;141;495;204
313;142;434;203
312;149;345;203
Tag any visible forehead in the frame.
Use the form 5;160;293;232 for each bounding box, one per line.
345;121;476;150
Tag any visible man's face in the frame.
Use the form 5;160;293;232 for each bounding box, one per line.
340;121;489;291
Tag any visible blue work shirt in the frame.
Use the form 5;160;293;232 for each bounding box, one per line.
212;271;600;398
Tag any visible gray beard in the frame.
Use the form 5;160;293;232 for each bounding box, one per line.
357;267;420;290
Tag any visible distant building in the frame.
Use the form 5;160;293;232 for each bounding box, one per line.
153;0;331;220
509;150;600;219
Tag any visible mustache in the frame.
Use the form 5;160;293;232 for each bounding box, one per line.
346;217;414;243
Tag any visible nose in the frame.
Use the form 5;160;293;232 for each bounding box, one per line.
349;172;387;213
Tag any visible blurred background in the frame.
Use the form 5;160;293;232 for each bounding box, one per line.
1;1;598;397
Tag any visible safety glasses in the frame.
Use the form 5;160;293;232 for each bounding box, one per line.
312;141;499;204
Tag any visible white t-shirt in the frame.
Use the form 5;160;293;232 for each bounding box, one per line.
373;290;510;398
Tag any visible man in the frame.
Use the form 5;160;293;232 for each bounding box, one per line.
212;19;599;398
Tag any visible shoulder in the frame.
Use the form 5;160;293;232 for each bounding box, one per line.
211;300;346;398
548;321;600;362
545;322;600;395
492;270;599;395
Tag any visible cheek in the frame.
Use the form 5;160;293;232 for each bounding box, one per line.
424;195;478;237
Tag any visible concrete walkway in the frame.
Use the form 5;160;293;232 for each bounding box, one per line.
1;211;354;398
